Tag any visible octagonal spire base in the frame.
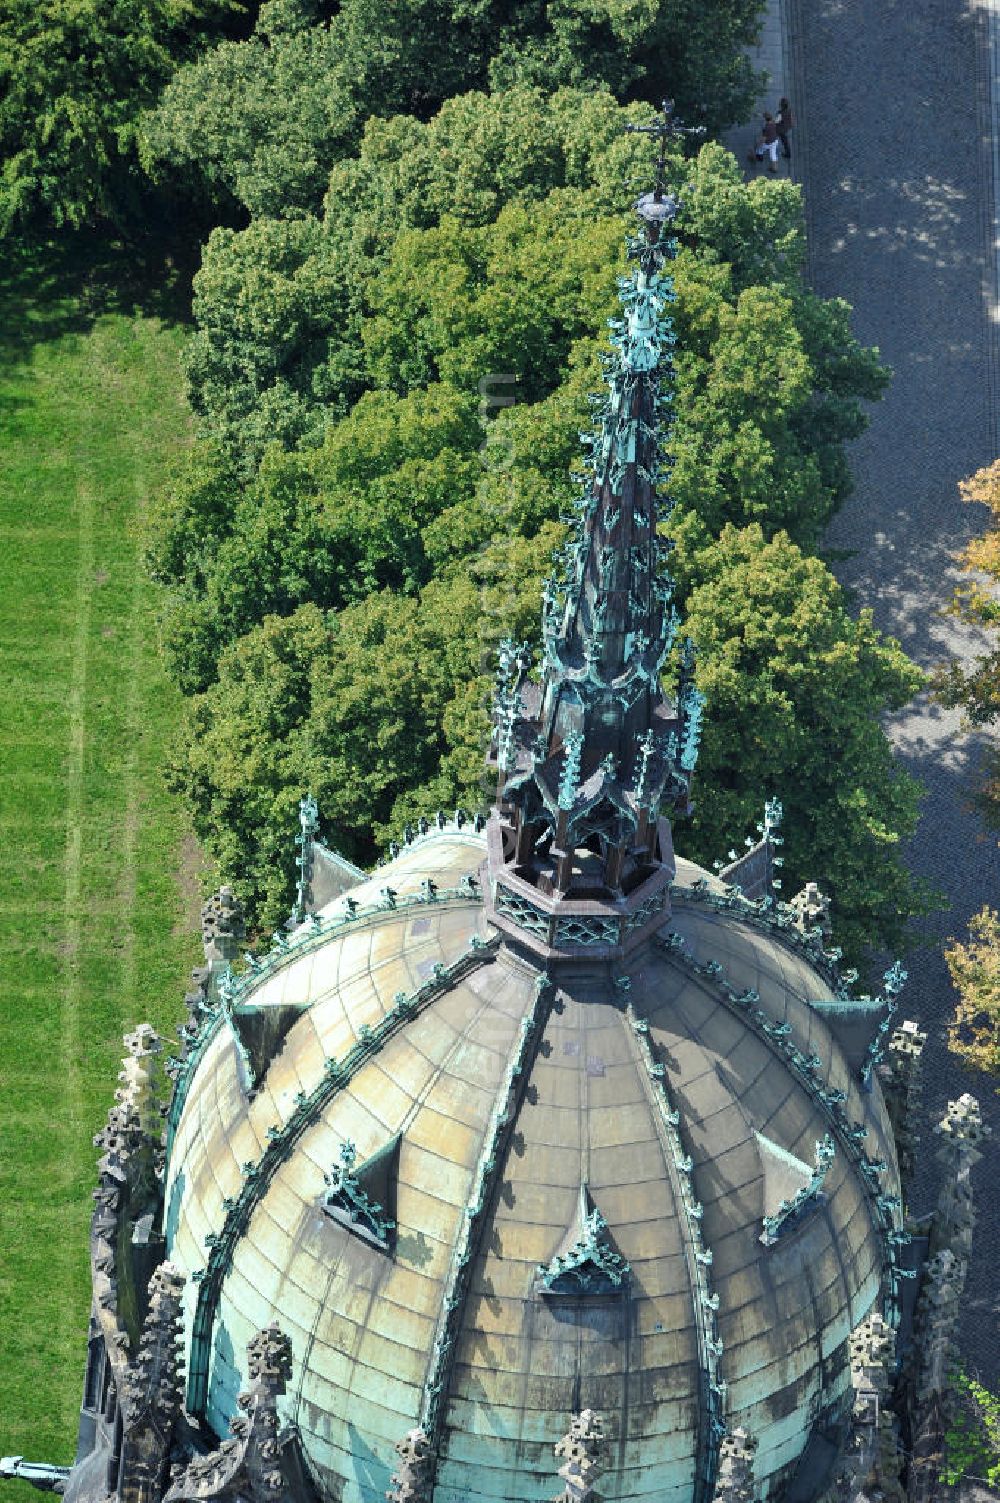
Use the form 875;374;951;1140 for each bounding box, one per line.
483;811;675;966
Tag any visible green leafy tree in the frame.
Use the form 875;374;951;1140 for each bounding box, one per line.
141;1;764;217
361;195;623;398
167;524;559;926
670;280;824;544
182;134;883;542
0;0;245;233
669;145;888;550
943;1369;1000;1487
169;595;461;929
141;0;366;219
486;0;763;134
324;84;674;239
176;86;658;466
674;524;933;960
931;460;1000;1074
170;518;933;961
148;385;483;690
184;214;352;468
680;142;806;291
151;90;916;960
145;439;243;692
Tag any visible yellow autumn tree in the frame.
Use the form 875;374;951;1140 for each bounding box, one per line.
945;907;1000;1076
935;462;1000;1074
936;458;1000;732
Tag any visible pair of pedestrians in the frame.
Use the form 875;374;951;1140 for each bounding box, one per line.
749;98;793;172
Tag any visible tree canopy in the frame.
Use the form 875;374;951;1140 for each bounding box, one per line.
945;907;1000;1078
167;518;931;956
931;459;1000;1073
0;0;247;233
140;0;765;218
934;458;1000;735
148;135;888;703
142;112;927;959
678;524;929;959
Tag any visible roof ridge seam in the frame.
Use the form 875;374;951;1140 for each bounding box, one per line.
652;931;914;1327
183;933;500;1418
623;1002;726;1502
417;973;557;1483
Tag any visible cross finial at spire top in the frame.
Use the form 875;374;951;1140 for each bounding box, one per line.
624;97;705;229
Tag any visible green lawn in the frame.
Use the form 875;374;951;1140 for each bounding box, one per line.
0;242;202;1482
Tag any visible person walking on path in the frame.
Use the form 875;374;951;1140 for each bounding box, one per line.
775;97;794;159
749;111;780;172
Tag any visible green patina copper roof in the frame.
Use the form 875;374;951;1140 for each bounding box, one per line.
164;825;901;1503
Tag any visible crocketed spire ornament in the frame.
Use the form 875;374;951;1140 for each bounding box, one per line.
484;162;703;962
116;1262;186;1503
929;1092;990;1261
116;1023;166;1146
553;1410;607;1503
164;1323;297;1503
386;1428;433;1503
120;1261;185;1420
292;793;320;922
789;881;832;942
710;1427;757;1503
322;1137;397;1248
824;1315;903;1503
878;1017;927;1197
538;1185;631;1295
246;1322;293;1390
200;885;245;967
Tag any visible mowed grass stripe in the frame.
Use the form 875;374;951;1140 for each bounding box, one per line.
62;469;93;1177
0;258;201;1485
58;466;94;1398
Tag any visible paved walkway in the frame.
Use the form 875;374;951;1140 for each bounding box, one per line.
727;0;1000;1382
721;4;793;175
721;1;791;174
764;0;1000;1381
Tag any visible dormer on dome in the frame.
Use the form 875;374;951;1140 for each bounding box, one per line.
536;1184;631;1296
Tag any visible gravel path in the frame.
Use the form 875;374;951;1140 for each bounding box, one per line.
791;0;1000;1383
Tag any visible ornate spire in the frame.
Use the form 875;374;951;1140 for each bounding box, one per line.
553;1410;607;1503
624;98;706;210
878;1017;926;1198
117;1262;187;1503
164;1323;302;1503
929;1091;990;1262
200;885;246;974
292;793;320;923
710;1428;758;1503
484;145;703;960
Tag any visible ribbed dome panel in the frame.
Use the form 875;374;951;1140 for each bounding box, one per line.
164;831;899;1503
